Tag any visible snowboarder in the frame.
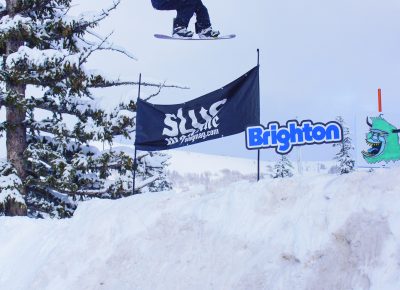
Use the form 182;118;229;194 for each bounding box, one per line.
151;0;220;39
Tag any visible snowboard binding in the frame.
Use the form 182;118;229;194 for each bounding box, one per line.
155;18;235;40
172;18;194;39
195;22;220;39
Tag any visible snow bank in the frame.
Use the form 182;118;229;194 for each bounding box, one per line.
1;169;400;290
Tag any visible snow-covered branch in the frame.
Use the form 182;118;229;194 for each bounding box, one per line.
135;175;160;191
28;116;135;141
80;0;121;25
56;174;160;196
88;79;189;90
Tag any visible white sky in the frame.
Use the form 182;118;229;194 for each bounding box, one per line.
72;0;400;160
2;0;400;161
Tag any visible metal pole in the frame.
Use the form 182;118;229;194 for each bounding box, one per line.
132;148;138;194
257;147;261;181
378;88;382;113
133;73;142;194
257;49;261;182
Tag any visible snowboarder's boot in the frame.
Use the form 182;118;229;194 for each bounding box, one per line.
195;23;220;39
172;18;193;38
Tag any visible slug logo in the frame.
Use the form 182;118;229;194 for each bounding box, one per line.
162;99;227;146
246;120;343;154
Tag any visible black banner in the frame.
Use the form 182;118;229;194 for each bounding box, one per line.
135;66;260;151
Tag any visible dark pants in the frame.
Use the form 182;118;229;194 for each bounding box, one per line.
151;0;211;29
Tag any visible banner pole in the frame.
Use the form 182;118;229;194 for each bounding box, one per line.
257;49;261;182
133;73;142;195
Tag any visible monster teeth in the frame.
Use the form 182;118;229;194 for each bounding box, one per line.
362;150;371;156
365;140;380;147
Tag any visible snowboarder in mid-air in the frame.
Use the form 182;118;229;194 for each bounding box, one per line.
151;0;220;39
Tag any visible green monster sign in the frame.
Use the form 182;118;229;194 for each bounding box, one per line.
362;115;400;164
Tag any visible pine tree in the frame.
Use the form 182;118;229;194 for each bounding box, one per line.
271;155;294;178
0;0;176;217
333;116;355;174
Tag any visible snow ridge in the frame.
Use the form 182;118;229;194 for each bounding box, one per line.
1;168;399;289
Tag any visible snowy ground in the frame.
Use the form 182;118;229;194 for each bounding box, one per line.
1;166;400;290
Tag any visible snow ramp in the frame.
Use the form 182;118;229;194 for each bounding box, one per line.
1;169;400;290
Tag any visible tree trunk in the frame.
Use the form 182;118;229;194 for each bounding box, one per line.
3;198;27;216
4;0;27;216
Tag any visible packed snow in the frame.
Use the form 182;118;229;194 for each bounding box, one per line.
1;164;399;290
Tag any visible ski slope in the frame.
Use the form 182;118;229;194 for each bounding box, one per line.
1;167;399;290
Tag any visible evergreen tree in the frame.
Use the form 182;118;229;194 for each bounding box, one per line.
0;0;176;217
333;116;355;174
271;155;294;178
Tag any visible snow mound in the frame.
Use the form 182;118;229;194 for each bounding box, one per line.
1;169;400;290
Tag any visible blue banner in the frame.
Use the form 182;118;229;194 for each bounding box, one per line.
135;66;260;151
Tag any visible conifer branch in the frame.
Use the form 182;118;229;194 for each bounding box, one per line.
59;174;159;196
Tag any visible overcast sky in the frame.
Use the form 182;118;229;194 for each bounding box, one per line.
2;0;400;161
75;0;400;160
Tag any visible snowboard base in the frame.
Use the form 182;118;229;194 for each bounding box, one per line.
154;34;236;40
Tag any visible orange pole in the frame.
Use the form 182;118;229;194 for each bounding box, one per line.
378;88;382;113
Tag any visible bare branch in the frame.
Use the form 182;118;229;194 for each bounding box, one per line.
93;0;121;23
85;29;137;61
79;31;114;65
89;80;189;90
144;81;165;101
72;0;121;31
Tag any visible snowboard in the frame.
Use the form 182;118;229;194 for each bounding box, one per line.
154;34;236;40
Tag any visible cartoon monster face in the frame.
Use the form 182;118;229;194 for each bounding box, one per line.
362;116;400;164
362;129;388;158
